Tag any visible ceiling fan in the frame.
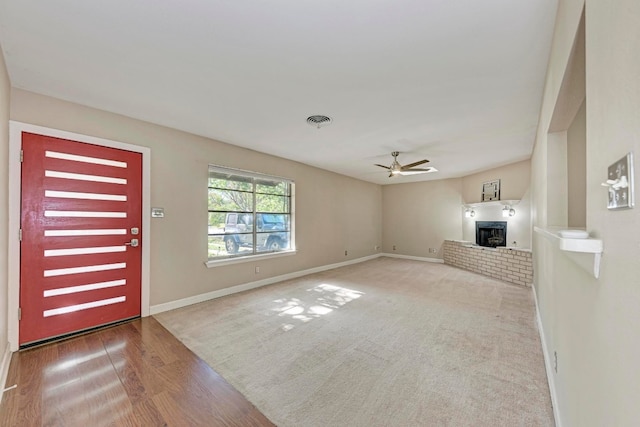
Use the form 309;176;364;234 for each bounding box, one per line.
375;151;437;177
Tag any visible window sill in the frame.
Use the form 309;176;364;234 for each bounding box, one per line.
205;249;297;268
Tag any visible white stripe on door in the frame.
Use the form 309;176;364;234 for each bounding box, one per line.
44;262;127;277
45;229;128;237
44;211;127;218
44;246;126;257
45;170;127;185
44;279;127;297
45;150;128;168
45;190;127;202
43;296;126;317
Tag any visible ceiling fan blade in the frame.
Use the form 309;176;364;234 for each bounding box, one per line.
397;168;437;175
375;164;391;170
401;159;429;169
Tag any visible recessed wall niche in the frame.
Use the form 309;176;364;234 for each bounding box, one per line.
547;10;586;228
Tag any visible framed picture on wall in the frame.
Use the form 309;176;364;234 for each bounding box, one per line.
607;152;634;210
482;179;500;202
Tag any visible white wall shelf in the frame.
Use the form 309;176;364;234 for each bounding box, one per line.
534;226;603;278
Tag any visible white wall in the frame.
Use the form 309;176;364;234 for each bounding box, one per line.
532;0;640;425
0;39;10;370
10;89;383;307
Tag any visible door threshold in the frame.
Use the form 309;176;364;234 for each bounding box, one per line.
19;316;140;350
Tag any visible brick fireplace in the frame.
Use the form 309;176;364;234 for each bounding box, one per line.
443;240;533;287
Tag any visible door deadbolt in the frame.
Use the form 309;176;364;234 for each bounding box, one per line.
125;238;139;247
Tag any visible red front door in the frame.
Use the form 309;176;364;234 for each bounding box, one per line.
19;132;142;345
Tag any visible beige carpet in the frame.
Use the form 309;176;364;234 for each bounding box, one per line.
155;257;554;426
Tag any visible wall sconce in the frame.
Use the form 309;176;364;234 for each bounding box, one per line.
464;208;476;218
502;205;515;217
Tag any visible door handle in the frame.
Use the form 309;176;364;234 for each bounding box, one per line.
124;238;139;247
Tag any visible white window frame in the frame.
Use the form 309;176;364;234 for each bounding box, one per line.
206;165;296;268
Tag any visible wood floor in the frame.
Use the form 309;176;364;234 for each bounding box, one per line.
0;317;274;426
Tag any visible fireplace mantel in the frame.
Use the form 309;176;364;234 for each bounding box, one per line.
462;199;520;208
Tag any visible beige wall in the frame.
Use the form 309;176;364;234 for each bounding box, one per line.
532;0;640;425
382;178;463;258
0;42;9;363
382;160;533;258
461;159;531;203
567;100;586;227
10;89;382;306
546;131;569;227
461;160;532;248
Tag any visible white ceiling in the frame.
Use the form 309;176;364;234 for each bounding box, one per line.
0;0;558;185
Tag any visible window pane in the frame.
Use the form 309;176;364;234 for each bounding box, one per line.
256;194;289;213
208;212;226;229
208;235;227;258
208;188;254;212
209;233;255;257
208;172;253;191
256;180;289;196
256;231;290;253
257;213;290;231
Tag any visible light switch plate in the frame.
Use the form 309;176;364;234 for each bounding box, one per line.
151;207;165;218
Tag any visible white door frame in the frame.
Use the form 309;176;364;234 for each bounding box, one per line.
8;121;151;351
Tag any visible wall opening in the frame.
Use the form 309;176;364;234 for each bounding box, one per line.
546;11;586;228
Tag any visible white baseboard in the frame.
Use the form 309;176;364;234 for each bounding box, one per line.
531;284;562;427
0;343;13;404
151;254;381;315
380;253;444;263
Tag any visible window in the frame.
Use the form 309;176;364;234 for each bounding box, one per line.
208;165;294;261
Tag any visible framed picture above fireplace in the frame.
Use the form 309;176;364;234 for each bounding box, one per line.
482;179;500;202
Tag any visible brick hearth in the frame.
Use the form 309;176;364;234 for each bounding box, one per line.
443;240;533;287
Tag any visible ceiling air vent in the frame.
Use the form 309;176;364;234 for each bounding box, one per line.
306;115;332;129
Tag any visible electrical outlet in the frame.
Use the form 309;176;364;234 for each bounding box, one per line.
255;266;260;274
429;248;438;254
393;245;396;251
345;250;348;256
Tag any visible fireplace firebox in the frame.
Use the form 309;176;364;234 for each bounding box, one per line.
476;221;507;248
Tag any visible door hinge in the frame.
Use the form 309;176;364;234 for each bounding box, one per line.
19;229;22;242
20;149;23;162
18;308;21;321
